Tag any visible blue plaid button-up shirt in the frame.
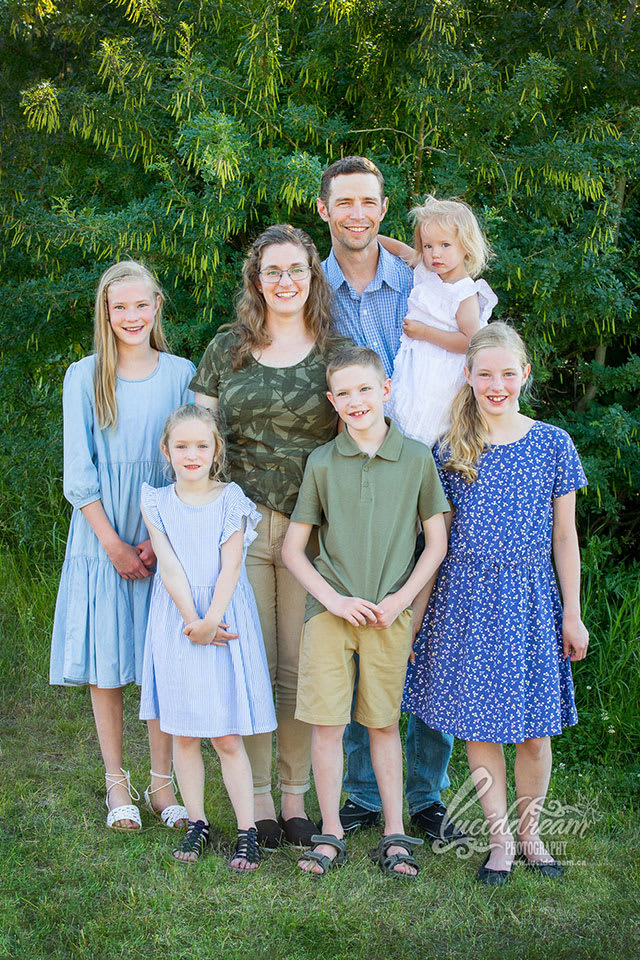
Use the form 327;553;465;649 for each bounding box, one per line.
322;244;413;377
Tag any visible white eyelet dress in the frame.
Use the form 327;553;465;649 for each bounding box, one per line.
386;264;498;448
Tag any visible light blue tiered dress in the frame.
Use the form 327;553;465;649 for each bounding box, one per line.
49;352;195;688
138;482;277;739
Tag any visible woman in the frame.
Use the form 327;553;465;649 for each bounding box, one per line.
191;224;352;846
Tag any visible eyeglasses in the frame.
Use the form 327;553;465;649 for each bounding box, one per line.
258;266;311;284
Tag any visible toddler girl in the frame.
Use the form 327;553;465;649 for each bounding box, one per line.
139;404;276;867
50;260;195;831
403;323;589;885
381;195;497;447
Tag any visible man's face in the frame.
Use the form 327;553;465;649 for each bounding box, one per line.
317;173;388;253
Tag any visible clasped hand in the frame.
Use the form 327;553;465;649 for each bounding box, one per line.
329;593;405;630
107;538;154;580
183;618;239;646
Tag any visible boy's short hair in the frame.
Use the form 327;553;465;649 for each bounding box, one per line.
319;156;385;204
326;346;387;388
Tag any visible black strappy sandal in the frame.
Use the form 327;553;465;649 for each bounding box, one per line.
230;826;261;871
172;819;210;864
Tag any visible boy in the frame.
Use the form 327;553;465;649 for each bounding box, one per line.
281;346;449;876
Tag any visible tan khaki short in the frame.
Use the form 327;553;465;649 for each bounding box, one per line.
295;608;413;728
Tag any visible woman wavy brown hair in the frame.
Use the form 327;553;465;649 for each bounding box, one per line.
228;224;334;370
441;322;532;482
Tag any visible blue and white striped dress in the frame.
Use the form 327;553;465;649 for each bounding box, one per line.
139;482;276;738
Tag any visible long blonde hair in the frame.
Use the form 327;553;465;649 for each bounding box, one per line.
441;323;531;482
410;195;491;277
228;225;334;370
93;260;168;428
160;404;227;482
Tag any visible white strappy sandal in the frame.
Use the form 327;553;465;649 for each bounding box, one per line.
105;768;142;831
144;769;188;829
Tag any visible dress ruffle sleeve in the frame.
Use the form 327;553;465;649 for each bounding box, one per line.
445;276;498;325
140;483;166;533
220;483;262;549
62;361;101;509
474;278;498;323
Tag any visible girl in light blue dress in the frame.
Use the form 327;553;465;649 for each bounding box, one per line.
403;323;589;886
50;260;194;832
140;403;276;868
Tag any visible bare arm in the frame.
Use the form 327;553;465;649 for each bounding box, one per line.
373;511;448;630
183;528;244;645
402;292;481;354
282;521;382;626
409;507;453;640
552;491;589;661
81;500;150;580
378;233;415;264
142;505;198;623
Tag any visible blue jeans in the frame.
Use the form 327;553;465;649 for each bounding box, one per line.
343;714;453;815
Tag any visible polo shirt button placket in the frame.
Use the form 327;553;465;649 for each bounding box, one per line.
361;459;372;499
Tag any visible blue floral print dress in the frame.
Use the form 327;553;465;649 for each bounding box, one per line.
402;421;587;743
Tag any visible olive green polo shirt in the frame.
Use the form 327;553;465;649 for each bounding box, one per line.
291;421;450;621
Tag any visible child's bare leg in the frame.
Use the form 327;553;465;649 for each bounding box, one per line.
90;685;137;827
466;741;515;871
299;724;345;874
146;719;183;813
173;735;206;826
210;734;258;871
514;736;554;862
370;722;416;876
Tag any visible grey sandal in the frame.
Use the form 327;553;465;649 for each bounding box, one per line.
370;833;423;878
298;833;347;875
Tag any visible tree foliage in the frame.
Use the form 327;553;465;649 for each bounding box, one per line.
1;0;638;551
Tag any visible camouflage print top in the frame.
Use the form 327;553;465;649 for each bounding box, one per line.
190;328;353;517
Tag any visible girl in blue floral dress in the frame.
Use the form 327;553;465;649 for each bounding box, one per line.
402;322;589;885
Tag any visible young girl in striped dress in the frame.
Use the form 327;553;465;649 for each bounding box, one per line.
139;404;276;868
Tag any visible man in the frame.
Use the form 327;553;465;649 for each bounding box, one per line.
317;155;465;846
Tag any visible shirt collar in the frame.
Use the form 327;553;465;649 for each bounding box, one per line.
335;419;404;461
324;244;406;295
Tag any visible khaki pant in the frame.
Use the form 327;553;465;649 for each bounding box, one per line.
243;504;312;795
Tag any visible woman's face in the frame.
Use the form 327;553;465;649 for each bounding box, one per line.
256;242;312;322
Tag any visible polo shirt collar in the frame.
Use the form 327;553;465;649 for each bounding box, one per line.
335;420;404;461
325;244;405;295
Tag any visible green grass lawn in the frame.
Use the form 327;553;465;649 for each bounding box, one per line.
1;549;639;960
